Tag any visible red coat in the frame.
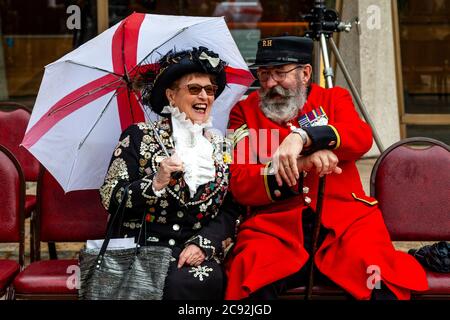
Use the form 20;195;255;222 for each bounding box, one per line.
225;84;428;300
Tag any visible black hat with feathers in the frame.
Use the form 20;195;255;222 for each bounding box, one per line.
140;46;227;116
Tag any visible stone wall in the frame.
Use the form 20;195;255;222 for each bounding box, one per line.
335;0;401;156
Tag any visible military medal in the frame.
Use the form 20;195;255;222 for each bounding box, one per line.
298;106;328;128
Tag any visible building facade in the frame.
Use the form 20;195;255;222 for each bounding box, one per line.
0;0;448;145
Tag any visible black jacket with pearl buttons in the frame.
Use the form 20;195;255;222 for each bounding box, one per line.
99;118;241;261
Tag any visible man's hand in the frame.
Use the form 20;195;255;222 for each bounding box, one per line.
297;150;342;177
178;244;206;268
272;133;304;187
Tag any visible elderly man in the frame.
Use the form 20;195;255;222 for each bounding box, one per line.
225;36;428;300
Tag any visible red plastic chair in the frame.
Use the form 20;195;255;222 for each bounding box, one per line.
0;145;25;300
0;103;44;261
370;137;450;299
13;169;108;299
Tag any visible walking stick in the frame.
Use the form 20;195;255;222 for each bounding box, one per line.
305;30;334;302
304;28;333;300
303;0;385;300
305;176;325;300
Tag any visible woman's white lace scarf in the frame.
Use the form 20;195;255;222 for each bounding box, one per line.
161;105;216;198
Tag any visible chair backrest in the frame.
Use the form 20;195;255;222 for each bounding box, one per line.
35;169;108;259
0;103;40;181
370;137;450;241
0;144;25;266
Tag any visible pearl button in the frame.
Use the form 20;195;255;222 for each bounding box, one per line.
177;211;184;218
147;236;159;242
274;189;281;197
114;148;122;157
303;186;309;194
303;171;308;177
172;224;180;231
168;239;175;246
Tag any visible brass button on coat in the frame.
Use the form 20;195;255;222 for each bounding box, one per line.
305;196;312;205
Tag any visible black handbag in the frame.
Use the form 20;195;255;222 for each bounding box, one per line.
78;186;172;300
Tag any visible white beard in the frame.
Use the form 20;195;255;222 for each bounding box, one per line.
259;85;307;124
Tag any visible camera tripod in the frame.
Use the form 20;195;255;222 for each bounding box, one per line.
301;0;385;300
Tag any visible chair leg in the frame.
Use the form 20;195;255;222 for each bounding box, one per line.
6;286;15;300
30;212;35;262
48;242;58;260
30;210;58;260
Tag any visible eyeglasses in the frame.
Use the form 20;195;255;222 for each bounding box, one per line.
257;65;304;82
178;83;218;96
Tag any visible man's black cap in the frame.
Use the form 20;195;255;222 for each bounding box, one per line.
249;36;313;68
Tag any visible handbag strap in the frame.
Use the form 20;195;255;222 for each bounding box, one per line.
95;185;131;268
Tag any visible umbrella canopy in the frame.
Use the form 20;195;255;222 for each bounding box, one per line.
22;13;254;192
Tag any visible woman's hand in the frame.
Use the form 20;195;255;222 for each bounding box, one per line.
153;153;184;191
178;244;206;268
297;150;342;177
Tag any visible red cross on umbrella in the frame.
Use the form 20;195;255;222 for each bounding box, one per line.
21;13;254;192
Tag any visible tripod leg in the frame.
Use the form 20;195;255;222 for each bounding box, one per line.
328;37;385;152
320;34;334;89
313;42;322;85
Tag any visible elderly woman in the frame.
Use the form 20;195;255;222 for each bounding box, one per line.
99;47;240;300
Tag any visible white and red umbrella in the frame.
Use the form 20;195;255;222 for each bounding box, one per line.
22;13;254;192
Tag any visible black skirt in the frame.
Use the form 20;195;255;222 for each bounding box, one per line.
163;246;225;300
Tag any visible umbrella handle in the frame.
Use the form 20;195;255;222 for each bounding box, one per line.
171;171;183;179
144;117;183;180
139;105;184;180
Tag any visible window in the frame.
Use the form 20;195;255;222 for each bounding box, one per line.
397;0;450;143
